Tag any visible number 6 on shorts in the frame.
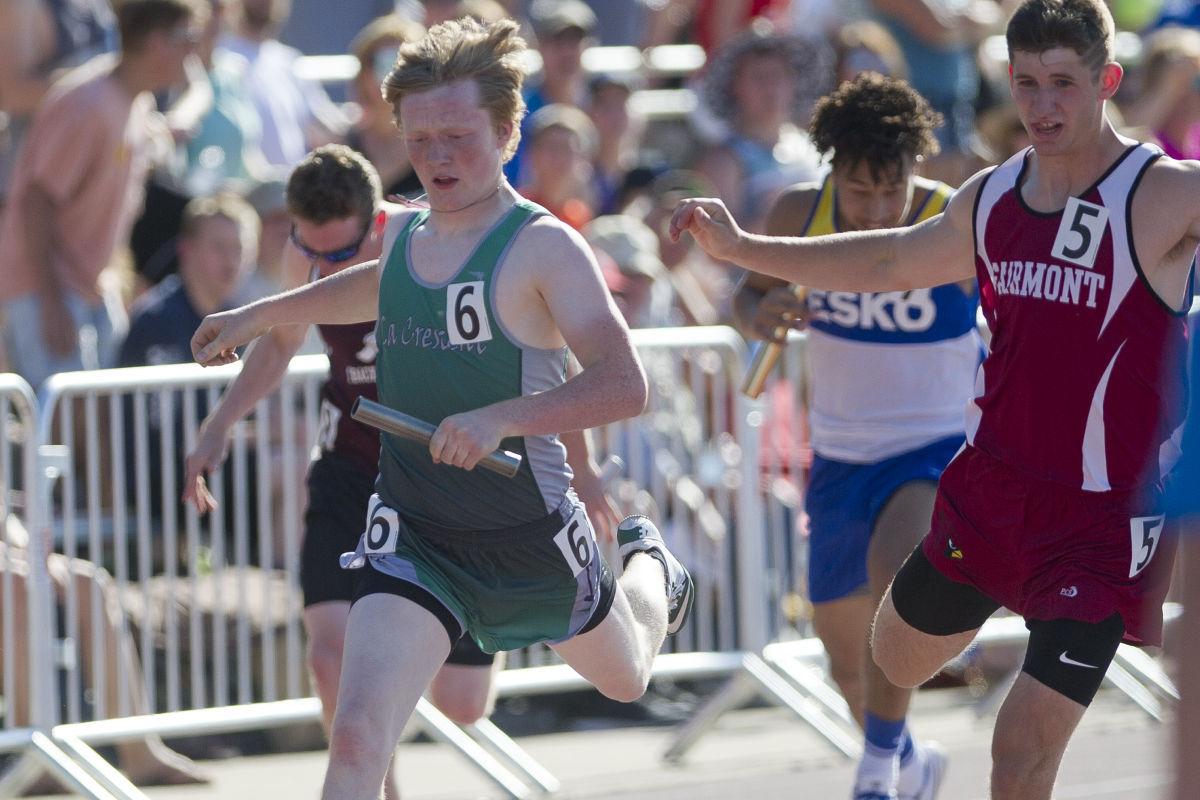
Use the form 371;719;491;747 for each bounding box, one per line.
553;507;594;576
364;494;400;555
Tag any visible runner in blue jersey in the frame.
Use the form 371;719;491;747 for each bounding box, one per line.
733;74;979;800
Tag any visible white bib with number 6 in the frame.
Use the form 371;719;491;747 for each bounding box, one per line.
364;494;401;555
553;506;595;577
447;281;493;346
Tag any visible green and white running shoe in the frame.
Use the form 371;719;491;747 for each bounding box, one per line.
616;515;695;635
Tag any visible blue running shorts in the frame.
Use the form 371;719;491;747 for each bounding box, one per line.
806;434;964;603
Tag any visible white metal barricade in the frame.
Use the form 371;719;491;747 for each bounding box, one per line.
0;375;120;798
664;332;866;762
9;356;553;799
0;327;806;798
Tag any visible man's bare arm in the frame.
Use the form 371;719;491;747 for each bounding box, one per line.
671;170;986;293
22;182;76;355
192;260;380;366
492;224;648;436
1132;158;1200;312
731;186;816;340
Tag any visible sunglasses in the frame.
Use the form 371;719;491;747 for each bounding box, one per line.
289;221;371;264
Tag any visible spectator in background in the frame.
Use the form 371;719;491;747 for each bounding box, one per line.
519;103;598;229
221;0;348;167
1127;27;1200;160
973;101;1030;164
1153;0;1200;28
0;0;206;391
791;0;868;38
420;0;510;26
870;0;1000;184
504;0;596;186
833;20;908;84
626;169;726;326
119;193;258;370
346;14;426;200
586;214;675;328
277;0;392;57
242;173;293;297
697;26;828;232
588;73;643;217
579;0;648;46
645;0;789;54
0;0;116;206
178;0;271;194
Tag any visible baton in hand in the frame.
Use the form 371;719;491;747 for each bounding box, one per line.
740;285;807;399
351;397;523;478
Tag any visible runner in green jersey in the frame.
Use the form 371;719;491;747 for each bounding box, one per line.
191;18;694;800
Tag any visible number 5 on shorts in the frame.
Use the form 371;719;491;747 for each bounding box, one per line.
1129;514;1164;578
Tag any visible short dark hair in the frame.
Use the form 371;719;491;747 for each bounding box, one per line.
286;145;382;226
116;0;202;53
1006;0;1114;76
809;73;942;181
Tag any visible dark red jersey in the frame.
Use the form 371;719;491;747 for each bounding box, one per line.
316;320;379;476
967;143;1191;491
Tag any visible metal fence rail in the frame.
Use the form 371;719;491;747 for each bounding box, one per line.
0;327;785;798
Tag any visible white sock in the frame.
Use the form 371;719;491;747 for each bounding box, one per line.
896;739;926;796
854;743;899;793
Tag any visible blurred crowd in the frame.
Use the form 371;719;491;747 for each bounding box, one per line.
0;0;1197;388
1;1;1198;787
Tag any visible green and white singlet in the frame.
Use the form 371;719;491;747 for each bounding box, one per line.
373;199;572;530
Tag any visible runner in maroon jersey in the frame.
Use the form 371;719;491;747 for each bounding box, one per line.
181;145;619;800
670;1;1196;797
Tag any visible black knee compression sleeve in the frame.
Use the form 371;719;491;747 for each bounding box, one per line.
1022;613;1124;707
891;546;1000;636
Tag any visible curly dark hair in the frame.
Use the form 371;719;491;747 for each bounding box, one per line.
809;73;943;181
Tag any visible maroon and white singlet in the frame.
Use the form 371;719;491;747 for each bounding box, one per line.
316;320;380;476
967;142;1189;491
921;143;1192;645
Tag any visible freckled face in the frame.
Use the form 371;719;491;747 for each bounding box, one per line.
399;80;512;212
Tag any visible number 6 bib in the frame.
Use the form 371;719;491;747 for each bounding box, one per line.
364;494;401;555
447;281;493;346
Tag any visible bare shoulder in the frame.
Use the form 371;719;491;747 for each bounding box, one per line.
1142;155;1200;197
511;212;598;277
380;201;423;228
764;182;822;235
938;168;993;227
1133;156;1200;237
1132;155;1200;258
379;202;424;259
